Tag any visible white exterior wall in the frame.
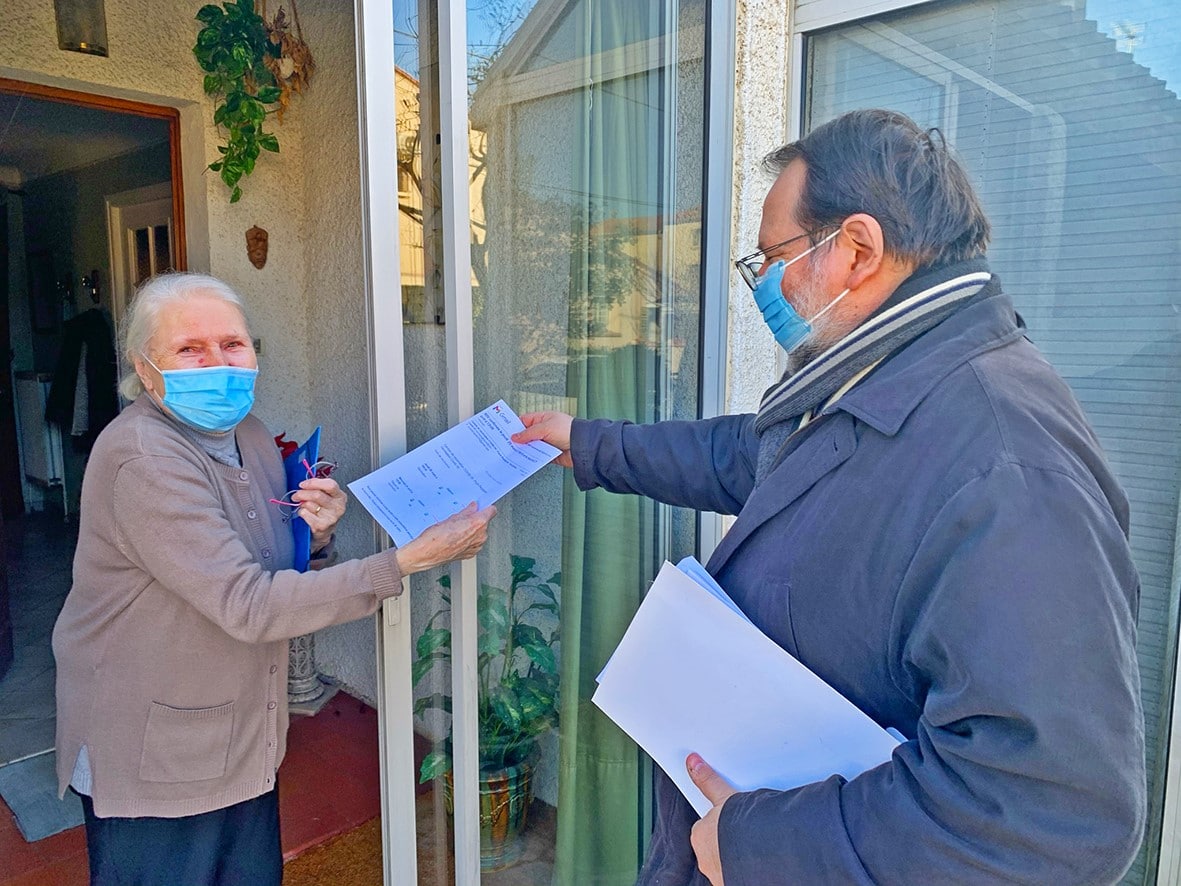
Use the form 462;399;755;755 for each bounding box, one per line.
727;0;795;414
294;2;381;705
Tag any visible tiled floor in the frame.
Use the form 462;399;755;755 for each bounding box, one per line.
1;512;76;767
0;691;383;885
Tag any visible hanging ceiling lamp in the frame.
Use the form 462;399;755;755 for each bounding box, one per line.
53;0;109;57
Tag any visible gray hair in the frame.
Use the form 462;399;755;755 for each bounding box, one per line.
764;109;991;267
118;272;250;400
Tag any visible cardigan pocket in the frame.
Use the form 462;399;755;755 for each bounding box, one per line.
139;701;235;783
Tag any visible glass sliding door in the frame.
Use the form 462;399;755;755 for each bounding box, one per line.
465;1;707;881
384;0;715;881
803;2;1181;882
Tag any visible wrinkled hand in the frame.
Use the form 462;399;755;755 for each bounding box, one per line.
512;411;575;469
292;477;347;551
687;753;738;886
395;502;496;575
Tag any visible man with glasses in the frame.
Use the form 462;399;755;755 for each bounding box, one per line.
516;108;1144;885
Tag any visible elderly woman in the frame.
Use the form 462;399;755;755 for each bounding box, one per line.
52;272;493;885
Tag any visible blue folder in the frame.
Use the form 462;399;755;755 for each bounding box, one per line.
283;426;320;572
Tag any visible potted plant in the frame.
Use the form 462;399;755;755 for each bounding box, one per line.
413;554;560;871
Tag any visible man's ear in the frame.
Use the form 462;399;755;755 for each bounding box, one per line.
838;213;886;291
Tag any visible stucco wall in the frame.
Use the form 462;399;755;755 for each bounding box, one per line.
0;0;314;442
292;2;380;705
728;0;794;414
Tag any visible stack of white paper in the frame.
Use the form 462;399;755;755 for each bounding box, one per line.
592;559;900;816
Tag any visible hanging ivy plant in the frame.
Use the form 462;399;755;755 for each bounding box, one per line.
193;0;282;203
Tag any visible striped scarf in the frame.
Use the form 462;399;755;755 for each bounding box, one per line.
752;263;992;478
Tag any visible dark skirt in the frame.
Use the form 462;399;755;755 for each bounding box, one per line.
79;787;282;886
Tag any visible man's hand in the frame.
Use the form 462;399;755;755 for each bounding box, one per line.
512;411;575;468
687;753;737;886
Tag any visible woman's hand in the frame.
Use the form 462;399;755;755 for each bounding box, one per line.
395;502;497;575
512;411;575;468
292;477;348;551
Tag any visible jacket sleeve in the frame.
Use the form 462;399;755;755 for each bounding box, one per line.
717;462;1146;885
570;414;760;516
112;453;403;644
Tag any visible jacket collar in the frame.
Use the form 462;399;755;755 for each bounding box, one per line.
825;260;1025;437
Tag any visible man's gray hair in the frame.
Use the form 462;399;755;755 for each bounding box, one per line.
765;109;991;267
118;272;250;400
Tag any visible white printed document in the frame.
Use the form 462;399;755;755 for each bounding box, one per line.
592;560;900;816
348;400;560;545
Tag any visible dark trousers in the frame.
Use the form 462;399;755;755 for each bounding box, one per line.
79;787;282;886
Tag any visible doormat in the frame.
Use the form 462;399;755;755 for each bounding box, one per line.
0;750;83;842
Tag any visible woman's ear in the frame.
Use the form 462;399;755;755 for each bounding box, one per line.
134;358;157;395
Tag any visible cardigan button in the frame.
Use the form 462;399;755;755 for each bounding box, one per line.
247;509;257;519
267;701;277;711
239;471;249;480
262;549;271;559
270;664;278;674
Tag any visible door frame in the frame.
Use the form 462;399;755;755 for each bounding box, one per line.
0;78;187;273
106;182;175;386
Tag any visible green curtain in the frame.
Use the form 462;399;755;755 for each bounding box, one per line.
553;3;664;883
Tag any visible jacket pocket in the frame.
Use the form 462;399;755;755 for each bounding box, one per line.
138;701;235;783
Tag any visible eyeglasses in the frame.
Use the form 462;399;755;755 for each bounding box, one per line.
734;226;837;291
269;458;338;519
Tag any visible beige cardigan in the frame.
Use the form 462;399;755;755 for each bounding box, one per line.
53;397;403;818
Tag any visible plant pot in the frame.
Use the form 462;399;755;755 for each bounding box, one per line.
443;760;535;871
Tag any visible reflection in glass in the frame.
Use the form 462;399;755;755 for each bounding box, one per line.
807;3;1180;881
467;1;706;882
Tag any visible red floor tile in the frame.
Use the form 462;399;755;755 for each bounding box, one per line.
0;690;380;884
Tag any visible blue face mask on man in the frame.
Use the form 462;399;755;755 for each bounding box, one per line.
752;228;849;352
143;357;258;433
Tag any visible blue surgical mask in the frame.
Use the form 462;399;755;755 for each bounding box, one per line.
144;358;258;433
752;229;849;352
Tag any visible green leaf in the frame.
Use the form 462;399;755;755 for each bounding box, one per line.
477;595;510;637
412;651;448;686
535;583;558;605
203;74;222;95
521;642;556;674
416;627;451;659
419;751;452;783
258;133;280;153
208;160;223;172
488;686;523;731
547;571;562;587
478;627;506;658
230;185;242;203
438;574;452;590
256;86;282;105
510;555;537;584
212;104;229;126
195;4;224;24
196;27;220;48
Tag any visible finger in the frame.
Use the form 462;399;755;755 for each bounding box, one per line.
299;477;340;495
686;754;736;806
476;504;497;523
